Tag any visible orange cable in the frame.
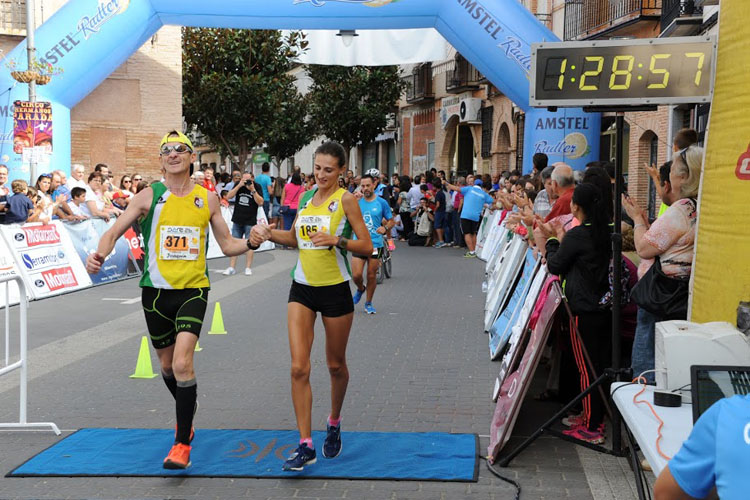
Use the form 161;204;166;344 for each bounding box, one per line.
631;376;672;461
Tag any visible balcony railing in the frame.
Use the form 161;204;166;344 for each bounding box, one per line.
1;0;26;35
404;63;434;104
661;0;702;33
564;0;662;41
446;57;482;94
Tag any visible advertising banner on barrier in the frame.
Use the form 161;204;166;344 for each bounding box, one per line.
0;235;26;307
484;236;527;332
488;279;562;462
489;249;539;360
63;219;132;284
0;222;92;299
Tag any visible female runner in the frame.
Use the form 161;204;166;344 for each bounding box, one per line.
250;141;372;471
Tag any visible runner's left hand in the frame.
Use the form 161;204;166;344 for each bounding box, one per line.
310;231;337;247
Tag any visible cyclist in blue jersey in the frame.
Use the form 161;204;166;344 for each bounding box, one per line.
351;173;394;314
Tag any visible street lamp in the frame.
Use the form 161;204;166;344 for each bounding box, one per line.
336;29;359;48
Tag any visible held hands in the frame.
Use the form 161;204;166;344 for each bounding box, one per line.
86;252;105;274
250;223;275;247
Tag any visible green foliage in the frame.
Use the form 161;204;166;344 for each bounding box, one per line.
182;28;310;165
307;65;406;156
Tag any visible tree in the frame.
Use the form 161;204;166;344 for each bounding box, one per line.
265;87;316;169
182;28;307;166
307;65;406;161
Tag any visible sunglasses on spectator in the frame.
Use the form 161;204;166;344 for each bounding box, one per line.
133;177;142;181
160;144;192;155
40;173;52;179
123;179;132;183
679;147;688;165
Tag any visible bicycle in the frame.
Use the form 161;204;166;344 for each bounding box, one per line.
376;242;392;284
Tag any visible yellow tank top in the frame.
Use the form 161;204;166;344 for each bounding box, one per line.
293;188;352;286
139;182;211;289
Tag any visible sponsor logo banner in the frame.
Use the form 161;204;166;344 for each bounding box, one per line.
42;266;78;292
19;224;61;248
21;247;68;271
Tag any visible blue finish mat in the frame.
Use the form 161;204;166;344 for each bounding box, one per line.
8;428;479;481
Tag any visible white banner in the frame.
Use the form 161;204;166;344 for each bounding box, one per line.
0;222;92;300
0;236;26;307
290;29;447;67
206;206;275;259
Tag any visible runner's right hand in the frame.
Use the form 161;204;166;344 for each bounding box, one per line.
86;252;105;274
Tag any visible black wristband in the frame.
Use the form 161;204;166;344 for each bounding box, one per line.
246;239;260;251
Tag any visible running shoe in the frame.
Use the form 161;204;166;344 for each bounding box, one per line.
434;241;446;248
322;422;342;458
353;287;365;305
282;443;317;471
244;268;253;276
222;267;236;276
463;251;476;258
562;426;605;445
562;413;585;428
163;443;191;469
365;302;376;314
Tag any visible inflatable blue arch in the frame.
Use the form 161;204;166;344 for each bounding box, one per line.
0;0;599;180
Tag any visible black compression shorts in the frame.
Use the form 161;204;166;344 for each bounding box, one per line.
288;280;354;317
141;287;209;349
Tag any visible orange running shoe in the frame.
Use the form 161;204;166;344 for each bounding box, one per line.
163;443;191;469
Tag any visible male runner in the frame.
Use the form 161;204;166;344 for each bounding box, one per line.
86;131;255;470
351;173;394;314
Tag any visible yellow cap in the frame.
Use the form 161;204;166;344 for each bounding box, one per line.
159;130;194;151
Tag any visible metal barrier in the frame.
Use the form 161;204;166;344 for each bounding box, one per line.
0;275;60;434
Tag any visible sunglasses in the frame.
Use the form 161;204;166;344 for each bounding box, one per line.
133;177;142;182
123;180;132;183
679;147;688;165
160;144;192;155
40;173;52;179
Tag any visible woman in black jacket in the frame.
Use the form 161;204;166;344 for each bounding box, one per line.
540;182;612;444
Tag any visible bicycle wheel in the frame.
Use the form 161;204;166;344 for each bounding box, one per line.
376;260;385;284
384;251;392;279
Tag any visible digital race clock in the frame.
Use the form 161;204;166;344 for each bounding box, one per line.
529;36;717;108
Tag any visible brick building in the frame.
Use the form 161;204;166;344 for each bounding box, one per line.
1;0;182;182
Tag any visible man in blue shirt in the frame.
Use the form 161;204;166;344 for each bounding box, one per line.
445;177;494;258
255;162;273;216
654;394;750;500
351;173;393;315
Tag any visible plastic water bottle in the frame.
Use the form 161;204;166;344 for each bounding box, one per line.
482;281;488;293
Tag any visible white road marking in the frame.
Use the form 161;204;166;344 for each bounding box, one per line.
101;297;141;305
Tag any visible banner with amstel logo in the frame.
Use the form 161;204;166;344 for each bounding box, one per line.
0;222;92;299
690;2;750;323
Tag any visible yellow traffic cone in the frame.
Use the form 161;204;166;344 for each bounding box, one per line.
194;340;203;352
208;302;227;335
129;336;158;379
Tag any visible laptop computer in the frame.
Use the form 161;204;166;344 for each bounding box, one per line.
690;365;750;423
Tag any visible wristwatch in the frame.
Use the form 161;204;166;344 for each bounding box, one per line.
246;239;260;251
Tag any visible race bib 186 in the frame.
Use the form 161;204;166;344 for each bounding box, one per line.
160;225;201;260
296;215;331;250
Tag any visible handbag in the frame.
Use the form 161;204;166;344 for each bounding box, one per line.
629;256;689;320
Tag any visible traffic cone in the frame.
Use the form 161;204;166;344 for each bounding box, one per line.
194;340;203;352
208;302;227;334
129;336;158;379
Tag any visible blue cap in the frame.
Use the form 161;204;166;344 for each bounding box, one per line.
474;179;483;186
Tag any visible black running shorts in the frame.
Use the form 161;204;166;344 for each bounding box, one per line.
141;287;209;349
461;218;480;235
288;280;354;317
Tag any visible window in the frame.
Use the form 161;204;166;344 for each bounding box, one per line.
1;0;26;34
